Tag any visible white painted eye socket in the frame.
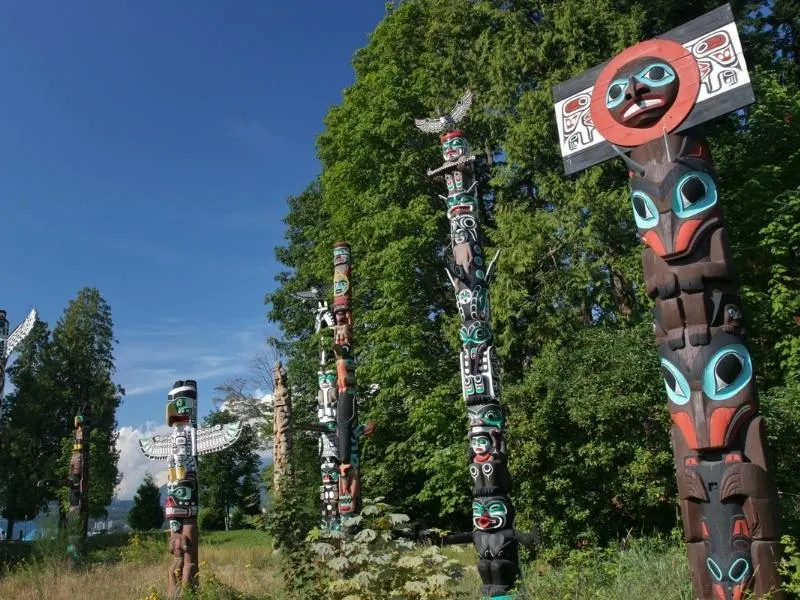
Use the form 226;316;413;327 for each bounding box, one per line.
469;465;479;479
482;463;494;475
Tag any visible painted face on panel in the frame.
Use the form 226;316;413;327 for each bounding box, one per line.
472;497;510;531
441;132;470;162
660;333;755;451
629;152;722;259
605;57;679;128
167;395;196;427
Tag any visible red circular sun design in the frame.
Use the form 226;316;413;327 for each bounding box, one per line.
590;38;700;147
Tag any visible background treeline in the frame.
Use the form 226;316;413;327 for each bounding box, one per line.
0;288;123;539
265;0;800;548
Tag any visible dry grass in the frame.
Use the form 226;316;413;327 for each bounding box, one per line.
0;530;284;600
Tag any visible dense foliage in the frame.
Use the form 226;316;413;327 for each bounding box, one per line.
127;473;165;531
198;411;262;531
0;287;123;538
266;0;800;548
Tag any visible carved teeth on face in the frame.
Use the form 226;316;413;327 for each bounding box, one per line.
623;98;663;120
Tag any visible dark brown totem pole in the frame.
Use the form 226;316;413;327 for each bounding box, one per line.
415;92;536;600
553;4;783;599
272;361;292;499
39;413;91;566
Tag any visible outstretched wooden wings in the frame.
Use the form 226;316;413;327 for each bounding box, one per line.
5;308;38;358
414;89;473;134
197;422;243;455
138;434;172;460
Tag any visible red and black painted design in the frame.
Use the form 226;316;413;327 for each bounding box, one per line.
553;4;783;599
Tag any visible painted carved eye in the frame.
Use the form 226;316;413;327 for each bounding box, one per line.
472;502;483;516
487;501;507;516
631;191;659;229
636;62;676;87
728;558;750;583
482;463;494;475
706;557;723;582
469;465;479;479
673;172;717;217
660;358;690;406
703;344;752;400
606;79;628;108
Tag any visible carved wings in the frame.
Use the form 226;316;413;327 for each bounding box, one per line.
414;89;473;134
197;422;243;455
138;435;172;460
5;308;38;358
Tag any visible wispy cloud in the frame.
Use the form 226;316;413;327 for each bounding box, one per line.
115;318;269;399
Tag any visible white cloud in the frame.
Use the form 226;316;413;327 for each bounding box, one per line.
116;423;170;499
115;319;269;399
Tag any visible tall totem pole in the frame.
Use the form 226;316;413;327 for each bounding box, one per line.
295;244;373;530
0;308;38;414
272;361;292;499
139;380;243;599
552;5;783;598
415;92;535;600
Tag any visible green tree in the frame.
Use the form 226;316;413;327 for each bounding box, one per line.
49;288;124;530
127;473;164;531
198;411;261;530
266;0;800;542
0;320;61;539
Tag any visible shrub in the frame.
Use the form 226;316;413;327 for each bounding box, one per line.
306;497;468;600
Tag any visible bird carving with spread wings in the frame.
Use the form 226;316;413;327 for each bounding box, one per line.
414;89;473;134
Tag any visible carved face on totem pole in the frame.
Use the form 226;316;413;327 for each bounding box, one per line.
605;59;679;127
441;130;470;163
165;477;198;519
468;404;505;429
660;332;755;451
472;496;512;531
167;380;198;428
629;152;724;260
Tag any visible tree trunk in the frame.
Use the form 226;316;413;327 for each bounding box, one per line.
7;518;15;541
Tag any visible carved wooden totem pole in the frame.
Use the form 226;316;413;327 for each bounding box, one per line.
139;380;243;598
296;244;374;530
39;413;91;566
272;361;292;499
553;5;783;598
0;308;38;415
415;92;535;600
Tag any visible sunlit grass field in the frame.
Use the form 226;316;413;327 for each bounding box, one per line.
0;530;697;600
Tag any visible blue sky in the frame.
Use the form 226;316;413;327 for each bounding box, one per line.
1;1;386;496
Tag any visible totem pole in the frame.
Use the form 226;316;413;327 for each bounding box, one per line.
271;360;292;499
0;308;38;415
139;380;243;599
552;4;783;598
332;242;360;517
38;413;91;566
415;91;536;600
294;246;374;530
